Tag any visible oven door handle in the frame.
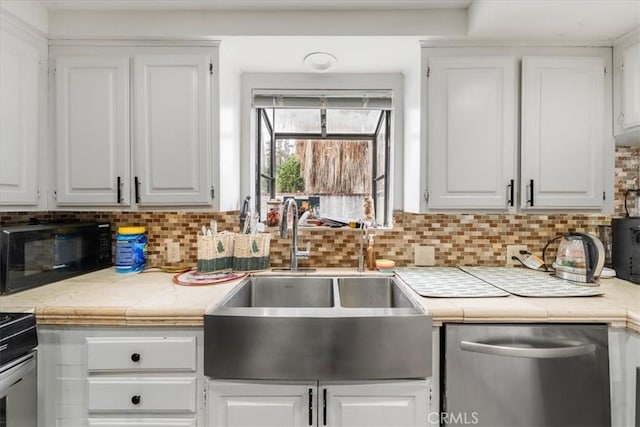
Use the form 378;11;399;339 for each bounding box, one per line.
460;339;596;359
0;353;36;399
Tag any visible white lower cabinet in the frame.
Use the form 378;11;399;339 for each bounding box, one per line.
37;327;205;427
88;418;197;427
321;381;428;427
609;328;640;427
206;379;430;427
88;377;197;413
207;381;315;427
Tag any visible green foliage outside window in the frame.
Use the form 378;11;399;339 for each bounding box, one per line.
276;156;305;193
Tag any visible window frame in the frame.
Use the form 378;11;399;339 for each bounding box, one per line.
256;107;391;226
240;74;404;227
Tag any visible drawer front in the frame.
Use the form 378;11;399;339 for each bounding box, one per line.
88;418;196;427
87;337;196;371
88;377;197;412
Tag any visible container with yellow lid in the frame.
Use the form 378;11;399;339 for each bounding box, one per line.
115;226;147;273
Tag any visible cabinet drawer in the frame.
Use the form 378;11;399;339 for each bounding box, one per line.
88;418;196;427
88;377;197;413
87;337;196;371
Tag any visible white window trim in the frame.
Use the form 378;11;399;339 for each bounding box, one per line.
240;73;404;225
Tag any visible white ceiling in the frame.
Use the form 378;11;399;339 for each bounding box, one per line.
37;0;640;41
468;0;640;41
40;0;473;11
220;36;420;73
13;0;639;75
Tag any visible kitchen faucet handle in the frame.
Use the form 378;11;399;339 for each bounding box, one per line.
296;241;311;259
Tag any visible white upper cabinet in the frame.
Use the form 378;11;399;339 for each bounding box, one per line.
133;54;212;206
621;42;640;128
613;29;640;143
52;45;218;209
423;48;612;213
0;19;45;207
55;56;131;206
427;56;517;209
521;56;605;209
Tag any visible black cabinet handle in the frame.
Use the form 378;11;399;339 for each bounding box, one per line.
323;388;327;426
507;179;514;207
308;388;313;426
130;353;140;362
527;179;535;206
134;176;140;203
117;176;122;203
131;395;141;405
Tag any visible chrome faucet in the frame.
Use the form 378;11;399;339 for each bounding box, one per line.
280;198;310;271
357;221;368;272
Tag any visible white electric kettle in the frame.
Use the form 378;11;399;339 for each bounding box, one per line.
552;233;605;283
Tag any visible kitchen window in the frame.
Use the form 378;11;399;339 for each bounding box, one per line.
254;91;392;226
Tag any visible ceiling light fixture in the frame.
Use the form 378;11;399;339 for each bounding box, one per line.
304;52;337;72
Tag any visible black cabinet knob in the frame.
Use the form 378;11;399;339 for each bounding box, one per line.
131;395;141;405
131;353;140;362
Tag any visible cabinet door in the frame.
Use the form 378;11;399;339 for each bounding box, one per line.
521;56;605;209
0;27;42;206
133;54;212;206
207;380;316;427
428;56;517;209
55;56;130;206
622;41;640;129
321;381;428;427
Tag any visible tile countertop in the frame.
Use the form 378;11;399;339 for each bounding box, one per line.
0;267;638;332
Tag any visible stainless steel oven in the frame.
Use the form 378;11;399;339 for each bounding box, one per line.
0;313;38;427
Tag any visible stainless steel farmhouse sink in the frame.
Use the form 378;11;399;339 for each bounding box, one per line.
223;276;334;308
204;276;432;380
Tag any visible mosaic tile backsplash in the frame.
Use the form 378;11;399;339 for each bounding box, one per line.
2;147;638;269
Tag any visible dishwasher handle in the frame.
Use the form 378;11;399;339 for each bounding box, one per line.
460;339;596;359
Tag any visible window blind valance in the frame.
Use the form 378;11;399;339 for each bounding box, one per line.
252;89;393;109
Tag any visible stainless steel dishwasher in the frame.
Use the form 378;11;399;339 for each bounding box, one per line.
441;323;610;427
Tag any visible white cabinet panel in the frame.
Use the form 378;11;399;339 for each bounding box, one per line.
88;377;197;412
38;327;205;427
207;380;315;427
321;381;428;427
207;380;429;427
55;56;130;206
89;419;196;427
133;54;212;206
428;56;517;209
521;56;604;209
622;41;640;129
87;336;196;372
609;328;640;427
0;26;41;206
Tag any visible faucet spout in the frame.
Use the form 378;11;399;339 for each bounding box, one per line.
357;221;368;272
280;198;309;271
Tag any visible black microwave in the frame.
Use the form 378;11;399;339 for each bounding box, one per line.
0;222;112;295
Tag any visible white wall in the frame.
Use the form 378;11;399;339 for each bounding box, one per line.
0;1;48;35
47;9;466;39
240;73;405;220
217;45;242;211
402;41;424;213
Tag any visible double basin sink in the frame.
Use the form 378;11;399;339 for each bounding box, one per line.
204;276;432;380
